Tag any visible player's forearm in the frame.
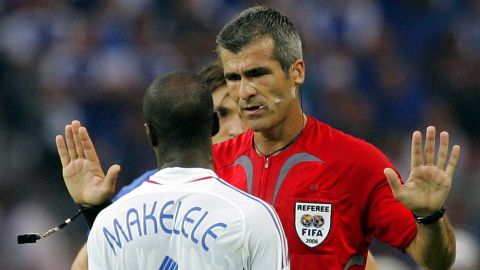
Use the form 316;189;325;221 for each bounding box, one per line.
407;216;455;270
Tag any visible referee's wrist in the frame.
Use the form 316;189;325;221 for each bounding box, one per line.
413;208;445;225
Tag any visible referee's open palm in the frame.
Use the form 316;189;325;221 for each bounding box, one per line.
384;126;461;216
55;120;120;206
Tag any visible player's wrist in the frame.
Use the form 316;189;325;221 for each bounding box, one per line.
79;200;112;228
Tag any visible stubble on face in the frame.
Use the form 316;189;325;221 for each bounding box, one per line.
219;38;297;134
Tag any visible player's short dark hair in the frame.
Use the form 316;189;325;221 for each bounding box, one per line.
143;71;212;148
198;61;225;93
216;6;303;73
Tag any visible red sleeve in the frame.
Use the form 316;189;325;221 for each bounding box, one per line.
367;178;417;252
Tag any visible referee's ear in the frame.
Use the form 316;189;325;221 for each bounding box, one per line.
145;123;158;147
211;112;220;136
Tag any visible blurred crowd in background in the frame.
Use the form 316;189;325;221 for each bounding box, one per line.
0;0;479;269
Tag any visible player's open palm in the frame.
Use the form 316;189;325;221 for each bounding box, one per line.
384;126;460;216
55;120;120;206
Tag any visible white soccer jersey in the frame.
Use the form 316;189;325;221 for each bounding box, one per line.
88;167;289;270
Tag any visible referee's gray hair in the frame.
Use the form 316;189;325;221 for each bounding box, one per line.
216;6;303;73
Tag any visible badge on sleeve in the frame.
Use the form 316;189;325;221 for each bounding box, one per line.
295;202;332;248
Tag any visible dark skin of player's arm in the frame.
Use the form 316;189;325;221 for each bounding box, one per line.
385;127;459;269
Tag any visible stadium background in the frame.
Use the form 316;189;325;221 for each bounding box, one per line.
0;0;478;269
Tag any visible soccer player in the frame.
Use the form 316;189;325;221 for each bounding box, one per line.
69;61;246;270
206;61;246;144
56;71;289;269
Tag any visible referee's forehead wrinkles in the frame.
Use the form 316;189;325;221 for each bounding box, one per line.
220;39;274;70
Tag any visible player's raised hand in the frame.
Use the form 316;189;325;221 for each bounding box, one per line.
384;126;460;216
55;120;121;206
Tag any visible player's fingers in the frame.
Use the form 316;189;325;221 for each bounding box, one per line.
105;164;121;192
65;124;78;160
446;145;460;178
55;135;70;167
436;131;449;170
411;131;422;169
72;120;86;158
424;126;436;165
78;126;100;164
384;168;402;197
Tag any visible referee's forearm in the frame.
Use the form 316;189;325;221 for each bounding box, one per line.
407;216;456;270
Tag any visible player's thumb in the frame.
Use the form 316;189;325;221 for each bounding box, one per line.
384;168;402;195
105;164;121;191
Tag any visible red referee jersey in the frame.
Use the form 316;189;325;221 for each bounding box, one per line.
213;116;417;269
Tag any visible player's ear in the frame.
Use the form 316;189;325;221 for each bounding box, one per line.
211;112;220;136
145;123;158;146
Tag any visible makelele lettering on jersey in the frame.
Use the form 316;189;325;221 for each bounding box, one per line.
101;200;227;255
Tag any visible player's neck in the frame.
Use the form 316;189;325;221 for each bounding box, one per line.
156;147;213;170
253;113;306;157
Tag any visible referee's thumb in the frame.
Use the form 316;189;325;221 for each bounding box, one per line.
384;168;402;196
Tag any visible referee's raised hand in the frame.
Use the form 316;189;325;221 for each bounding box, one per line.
384;126;461;217
55;120;121;207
